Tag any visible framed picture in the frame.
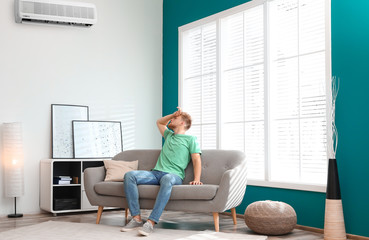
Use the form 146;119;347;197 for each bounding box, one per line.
72;120;123;159
52;104;89;159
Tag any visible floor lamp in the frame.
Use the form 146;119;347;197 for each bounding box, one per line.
2;122;24;218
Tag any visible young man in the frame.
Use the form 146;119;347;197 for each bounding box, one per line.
121;107;202;236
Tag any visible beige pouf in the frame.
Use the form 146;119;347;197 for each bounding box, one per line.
244;200;297;235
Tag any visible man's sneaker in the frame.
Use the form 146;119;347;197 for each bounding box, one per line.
137;221;154;236
120;218;143;232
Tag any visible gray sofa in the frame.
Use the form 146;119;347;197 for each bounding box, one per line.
84;149;247;231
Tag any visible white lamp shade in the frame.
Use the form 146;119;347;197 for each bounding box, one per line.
2;122;24;197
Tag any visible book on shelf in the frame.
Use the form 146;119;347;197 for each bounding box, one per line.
56;176;72;180
53;176;72;185
57;180;71;185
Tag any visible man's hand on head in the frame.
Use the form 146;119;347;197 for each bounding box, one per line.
189;180;203;185
174;107;182;117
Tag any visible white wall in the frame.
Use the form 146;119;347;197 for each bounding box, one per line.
0;0;163;215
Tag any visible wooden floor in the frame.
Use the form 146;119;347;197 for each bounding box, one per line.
0;209;325;239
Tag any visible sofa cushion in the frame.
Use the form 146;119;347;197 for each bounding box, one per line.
103;160;138;182
94;182;218;200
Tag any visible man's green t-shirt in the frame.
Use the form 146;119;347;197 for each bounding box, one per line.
153;129;201;179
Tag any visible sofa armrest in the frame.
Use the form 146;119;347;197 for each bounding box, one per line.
84;166;105;206
212;160;247;212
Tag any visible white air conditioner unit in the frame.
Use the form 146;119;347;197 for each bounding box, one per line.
15;0;97;27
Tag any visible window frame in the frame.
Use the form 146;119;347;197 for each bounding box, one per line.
178;0;331;193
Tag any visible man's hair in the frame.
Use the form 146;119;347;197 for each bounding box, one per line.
180;112;192;130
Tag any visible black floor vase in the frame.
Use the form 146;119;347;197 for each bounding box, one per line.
324;158;346;240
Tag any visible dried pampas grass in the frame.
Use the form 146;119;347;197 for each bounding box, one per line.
327;76;339;159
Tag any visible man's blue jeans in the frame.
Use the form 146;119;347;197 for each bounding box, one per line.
124;170;182;223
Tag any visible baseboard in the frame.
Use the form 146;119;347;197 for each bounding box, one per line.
294;225;323;234
294;225;369;240
221;212;369;240
0;210;44;218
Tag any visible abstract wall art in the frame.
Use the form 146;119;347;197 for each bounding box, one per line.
52;104;89;159
72;120;123;159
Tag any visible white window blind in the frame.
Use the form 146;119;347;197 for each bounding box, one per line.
182;22;217;149
269;0;327;184
180;0;330;188
221;5;265;180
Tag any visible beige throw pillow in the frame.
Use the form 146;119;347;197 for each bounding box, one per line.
103;160;138;182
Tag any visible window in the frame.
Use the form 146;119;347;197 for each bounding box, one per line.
179;0;330;191
182;22;218;149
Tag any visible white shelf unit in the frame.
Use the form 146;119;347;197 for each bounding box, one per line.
40;159;107;215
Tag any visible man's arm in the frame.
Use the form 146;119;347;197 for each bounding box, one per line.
189;153;203;185
156;107;181;137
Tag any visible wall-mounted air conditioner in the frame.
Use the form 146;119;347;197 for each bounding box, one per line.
15;0;97;27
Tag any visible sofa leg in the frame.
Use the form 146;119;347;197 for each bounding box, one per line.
213;212;219;232
96;206;104;224
231;208;237;225
125;208;129;224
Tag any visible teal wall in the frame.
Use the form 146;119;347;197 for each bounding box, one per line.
163;0;369;237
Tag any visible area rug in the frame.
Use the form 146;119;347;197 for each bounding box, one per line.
0;221;267;240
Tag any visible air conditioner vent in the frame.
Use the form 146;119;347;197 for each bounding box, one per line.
15;0;97;27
